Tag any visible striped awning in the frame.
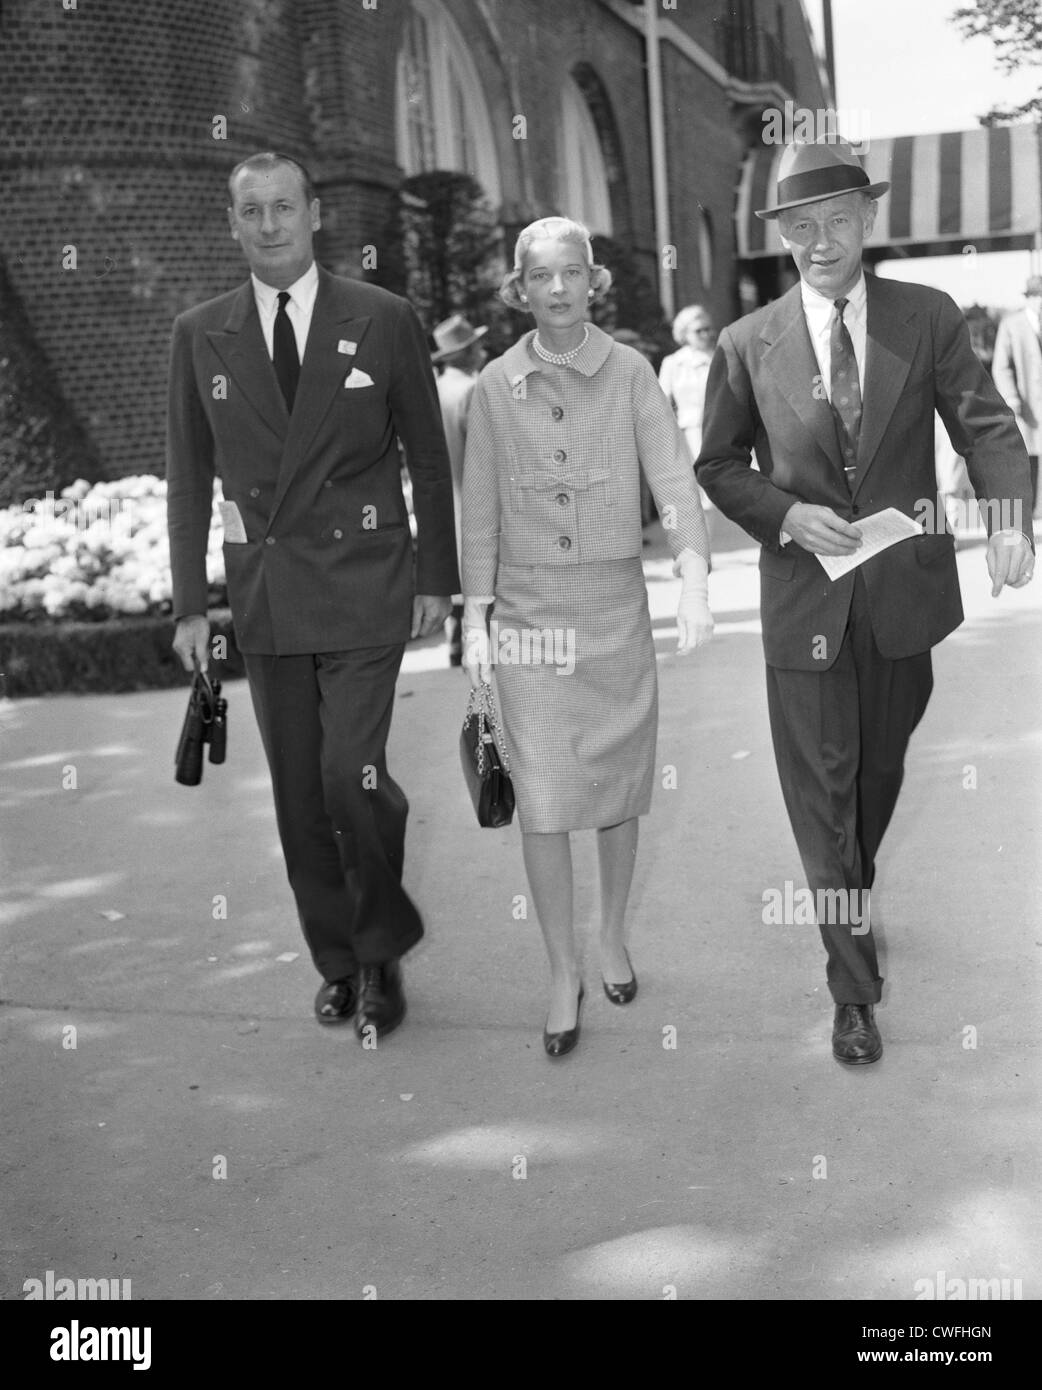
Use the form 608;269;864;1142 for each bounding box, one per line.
736;125;1042;258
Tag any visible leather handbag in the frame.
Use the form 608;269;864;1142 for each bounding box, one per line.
175;663;228;786
459;681;515;828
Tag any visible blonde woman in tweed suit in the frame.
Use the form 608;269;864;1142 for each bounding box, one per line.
461;217;713;1058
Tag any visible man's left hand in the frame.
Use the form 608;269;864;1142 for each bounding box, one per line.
411;594;452;638
986;531;1035;596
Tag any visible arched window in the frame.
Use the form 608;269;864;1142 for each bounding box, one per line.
558;76;613;235
395;0;501;204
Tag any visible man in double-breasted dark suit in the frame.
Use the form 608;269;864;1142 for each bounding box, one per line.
697;138;1034;1066
167;151;458;1042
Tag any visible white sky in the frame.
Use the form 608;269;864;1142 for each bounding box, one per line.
804;0;1042;307
810;0;1040;138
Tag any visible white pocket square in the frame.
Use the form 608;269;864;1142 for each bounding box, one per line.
344;367;374;388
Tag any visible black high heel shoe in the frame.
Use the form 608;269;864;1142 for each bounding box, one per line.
602;949;637;1005
544;985;585;1058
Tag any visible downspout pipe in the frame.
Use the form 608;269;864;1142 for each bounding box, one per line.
644;0;675;320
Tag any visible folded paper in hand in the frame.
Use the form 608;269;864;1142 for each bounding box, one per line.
816;508;924;581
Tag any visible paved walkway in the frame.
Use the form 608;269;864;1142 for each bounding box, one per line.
1;516;1039;1301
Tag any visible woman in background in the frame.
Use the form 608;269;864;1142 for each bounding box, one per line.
659;304;717;510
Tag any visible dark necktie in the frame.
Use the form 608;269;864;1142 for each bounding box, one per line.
273;290;299;412
830;296;862;490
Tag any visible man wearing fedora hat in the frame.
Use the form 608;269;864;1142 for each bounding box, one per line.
697;137;1034;1066
992;277;1042;518
431;313;489;663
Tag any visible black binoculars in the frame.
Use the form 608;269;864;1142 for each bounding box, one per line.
175;665;228;786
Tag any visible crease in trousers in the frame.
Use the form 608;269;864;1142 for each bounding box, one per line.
244;645;423;981
765;568;934;1004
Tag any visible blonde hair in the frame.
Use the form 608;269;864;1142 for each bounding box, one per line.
500;215;612;311
671;304;713;345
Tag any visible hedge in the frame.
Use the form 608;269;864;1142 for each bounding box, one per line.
0;610;243;698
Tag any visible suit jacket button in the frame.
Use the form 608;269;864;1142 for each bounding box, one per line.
249;487;260;498
333;528;344;539
556;492;570;505
558;535;571;550
851;505;860;516
551;406;564;421
265;536;275;546
553;449;567;463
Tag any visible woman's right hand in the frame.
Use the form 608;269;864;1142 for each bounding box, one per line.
462;625;491;688
461;597;493;688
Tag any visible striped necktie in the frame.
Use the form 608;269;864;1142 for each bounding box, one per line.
830;296;861;490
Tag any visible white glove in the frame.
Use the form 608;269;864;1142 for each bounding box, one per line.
462;597;492;688
674;550;713;655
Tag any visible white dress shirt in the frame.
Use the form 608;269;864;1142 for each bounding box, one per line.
251;260;319;362
800;272;867;399
779;274;868;545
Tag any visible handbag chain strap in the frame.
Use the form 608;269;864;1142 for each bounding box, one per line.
467;681;511;775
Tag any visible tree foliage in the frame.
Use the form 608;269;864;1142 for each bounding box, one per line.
589;234;671;360
952;0;1042;123
378;170;515;355
0;256;102;508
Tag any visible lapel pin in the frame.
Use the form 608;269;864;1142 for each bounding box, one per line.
338;340;358;355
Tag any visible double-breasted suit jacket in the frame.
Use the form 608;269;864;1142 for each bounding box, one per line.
167;266;459;652
696;277;1032;671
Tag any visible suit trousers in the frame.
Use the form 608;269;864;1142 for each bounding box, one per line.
765;569;934;1004
243;646;423;980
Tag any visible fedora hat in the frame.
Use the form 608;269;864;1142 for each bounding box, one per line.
755;137;889;220
431;313;488;361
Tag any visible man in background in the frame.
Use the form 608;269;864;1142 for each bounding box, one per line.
431;313;487;664
992;276;1042;518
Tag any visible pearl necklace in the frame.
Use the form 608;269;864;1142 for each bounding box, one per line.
532;324;589;365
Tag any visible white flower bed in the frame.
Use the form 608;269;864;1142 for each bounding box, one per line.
0;476;226;621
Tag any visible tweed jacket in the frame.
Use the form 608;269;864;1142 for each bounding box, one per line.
696;277;1032;671
461;325;709;598
992;308;1042;455
167;267;459;654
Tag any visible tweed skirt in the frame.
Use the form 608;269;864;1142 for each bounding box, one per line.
492;557;657;833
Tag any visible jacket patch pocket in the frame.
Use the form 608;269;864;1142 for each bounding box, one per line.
760;547;797;581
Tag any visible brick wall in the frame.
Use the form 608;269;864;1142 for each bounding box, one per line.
0;0;311;479
0;0;826;482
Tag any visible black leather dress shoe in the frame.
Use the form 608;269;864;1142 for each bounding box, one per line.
314;976;358;1026
354;960;406;1041
544;985;585;1058
602;949;637;1005
832;1003;882;1065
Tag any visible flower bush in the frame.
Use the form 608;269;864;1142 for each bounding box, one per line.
0;475;227;622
